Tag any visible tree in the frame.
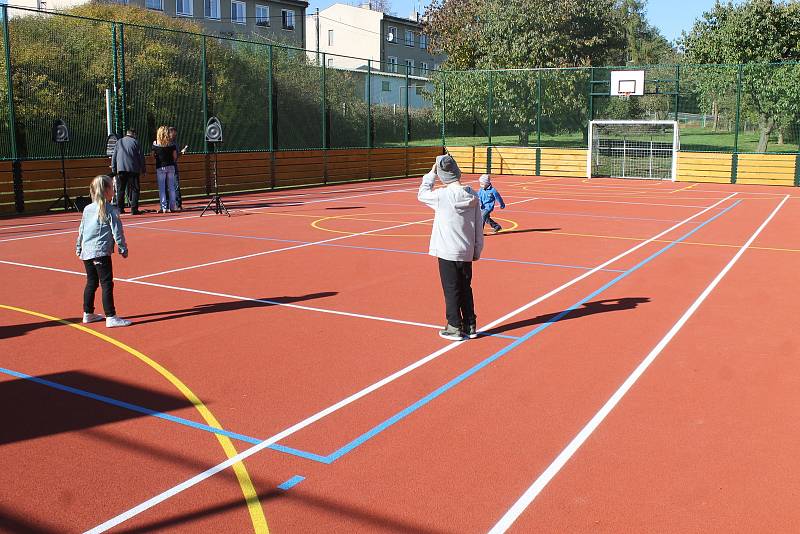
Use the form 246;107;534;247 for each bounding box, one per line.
681;0;800;152
618;0;674;65
423;0;626;145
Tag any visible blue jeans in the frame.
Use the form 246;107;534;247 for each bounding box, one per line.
156;165;177;211
482;209;501;231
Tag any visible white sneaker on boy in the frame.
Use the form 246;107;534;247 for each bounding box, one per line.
82;312;104;324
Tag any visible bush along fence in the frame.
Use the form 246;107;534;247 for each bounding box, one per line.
1;5;800;213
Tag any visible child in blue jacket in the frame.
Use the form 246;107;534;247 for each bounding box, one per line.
478;174;505;233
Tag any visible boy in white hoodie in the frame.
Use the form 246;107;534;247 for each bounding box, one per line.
418;154;484;341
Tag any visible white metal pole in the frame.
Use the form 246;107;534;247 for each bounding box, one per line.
586;121;593;179
105;88;113;135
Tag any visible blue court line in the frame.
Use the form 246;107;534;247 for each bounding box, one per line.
278;475;306;491
134;226;626;273
265;200;742;465
0;366;263;445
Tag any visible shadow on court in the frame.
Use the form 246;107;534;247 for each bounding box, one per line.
488;227;561;236
0;504;61;534
485;297;651;336
0;317;82;340
326;206;366;210
126;291;338;325
0;371;193;446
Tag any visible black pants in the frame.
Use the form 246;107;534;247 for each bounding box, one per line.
115;172;140;213
83;256;116;316
438;258;476;329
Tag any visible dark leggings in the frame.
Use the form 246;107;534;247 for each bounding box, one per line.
83;256;116;316
438;258;476;329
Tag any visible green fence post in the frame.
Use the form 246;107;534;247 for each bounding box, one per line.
267;45;273;152
2;5;18;161
732;63;742;184
404;63;409;148
119;24;127;133
321;52;327;151
487;71;493;148
441;72;446;148
536;73;542;146
674;64;680;122
111;22;119;135
366;59;372;149
794;155;800;187
201;35;208;155
587;67;594;122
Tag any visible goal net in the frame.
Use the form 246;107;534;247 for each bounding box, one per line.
587;120;679;181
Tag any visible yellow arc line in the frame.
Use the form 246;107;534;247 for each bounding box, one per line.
311;212;519;237
0;304;268;534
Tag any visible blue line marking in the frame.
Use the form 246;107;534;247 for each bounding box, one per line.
267;200;742;464
268;444;333;464
0;366;262;445
278;475;306;491
135;226;625;273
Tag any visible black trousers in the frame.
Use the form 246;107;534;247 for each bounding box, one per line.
438;258;476;329
83;256;116;316
115;172;140;213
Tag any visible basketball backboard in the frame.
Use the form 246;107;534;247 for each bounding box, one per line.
610;70;645;96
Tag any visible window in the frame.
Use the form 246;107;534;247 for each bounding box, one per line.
405;59;414;75
327;58;333;67
176;0;191;15
405;29;414;47
387;26;397;43
387;56;398;74
420;61;429;74
231;0;245;24
381;81;391;92
420;34;428;50
145;0;162;10
205;0;220;19
256;5;270;26
328;29;334;46
416;85;425;95
281;9;294;30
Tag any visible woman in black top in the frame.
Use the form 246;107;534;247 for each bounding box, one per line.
152;126;178;213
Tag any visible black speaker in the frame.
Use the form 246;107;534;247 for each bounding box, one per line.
52;119;70;144
205;117;223;143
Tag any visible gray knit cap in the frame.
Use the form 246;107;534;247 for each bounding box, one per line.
436;154;462;184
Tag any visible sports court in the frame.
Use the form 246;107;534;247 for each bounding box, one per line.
2;174;799;533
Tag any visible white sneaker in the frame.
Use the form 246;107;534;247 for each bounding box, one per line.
82;312;104;324
105;316;132;328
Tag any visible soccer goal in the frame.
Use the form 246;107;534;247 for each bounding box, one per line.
587;120;680;181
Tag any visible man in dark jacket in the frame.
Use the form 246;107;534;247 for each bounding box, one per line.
111;129;146;214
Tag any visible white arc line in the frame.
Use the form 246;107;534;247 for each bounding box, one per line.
85;194;736;533
487;194;788;534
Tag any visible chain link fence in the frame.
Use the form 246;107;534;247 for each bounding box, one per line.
1;5;799;161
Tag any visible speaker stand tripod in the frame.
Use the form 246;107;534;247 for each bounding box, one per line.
201;146;230;217
48;143;78;212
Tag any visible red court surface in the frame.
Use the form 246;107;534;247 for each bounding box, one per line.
1;175;799;533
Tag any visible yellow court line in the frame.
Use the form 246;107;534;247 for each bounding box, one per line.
0;304;268;534
670;183;698;194
311;212;519;237
538;231;800;252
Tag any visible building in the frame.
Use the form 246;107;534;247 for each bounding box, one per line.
306;2;444;76
4;0;309;46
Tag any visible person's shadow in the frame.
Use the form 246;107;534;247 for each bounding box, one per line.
0;292;338;338
126;291;338;325
489;227;560;236
484;297;651;336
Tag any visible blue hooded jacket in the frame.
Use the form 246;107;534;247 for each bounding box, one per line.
478;185;505;212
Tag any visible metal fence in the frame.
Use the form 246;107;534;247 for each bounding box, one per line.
1;5;799;161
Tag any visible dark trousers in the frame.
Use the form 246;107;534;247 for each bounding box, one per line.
482;209;501;231
115;172;140;213
83;256;116;316
438;258;476;329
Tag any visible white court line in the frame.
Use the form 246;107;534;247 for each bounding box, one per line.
487;193;789;534
0;183;419;244
499;195;719;209
128;196;539;281
84;193;737;534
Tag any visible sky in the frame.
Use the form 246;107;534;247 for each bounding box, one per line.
305;0;720;44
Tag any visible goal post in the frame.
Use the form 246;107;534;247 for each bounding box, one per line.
587;120;680;181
